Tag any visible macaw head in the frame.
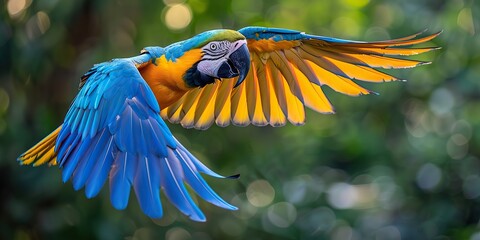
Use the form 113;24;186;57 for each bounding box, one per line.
184;29;250;88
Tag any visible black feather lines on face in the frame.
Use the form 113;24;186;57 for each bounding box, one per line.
184;61;217;88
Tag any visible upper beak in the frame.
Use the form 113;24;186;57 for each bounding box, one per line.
230;44;250;87
215;43;250;87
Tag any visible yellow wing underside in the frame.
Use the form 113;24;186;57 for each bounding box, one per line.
18;126;60;166
162;31;440;130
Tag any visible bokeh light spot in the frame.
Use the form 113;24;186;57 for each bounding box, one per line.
452;120;472;141
297;207;336;233
416;163;442;191
457;8;475;35
451;133;468;146
247;180;275;207
0;88;10;114
165;227;191;240
7;0;31;18
328;182;379;209
429;88;455;116
267;202;297;228
447;134;469;160
164;4;192;30
283;174;324;205
283;178;307;204
36;12;51;34
327;183;358;209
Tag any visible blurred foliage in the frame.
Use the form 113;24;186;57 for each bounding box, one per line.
1;0;479;239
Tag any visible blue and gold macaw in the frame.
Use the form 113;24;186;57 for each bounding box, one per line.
18;27;439;221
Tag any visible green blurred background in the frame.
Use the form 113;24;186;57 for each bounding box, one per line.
1;0;479;239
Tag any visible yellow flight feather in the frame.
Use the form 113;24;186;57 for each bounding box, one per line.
194;84;218;129
18;126;60;166
231;81;250;126
214;80;234;127
264;65;287;127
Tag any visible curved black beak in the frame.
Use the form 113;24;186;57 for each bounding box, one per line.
215;43;250;88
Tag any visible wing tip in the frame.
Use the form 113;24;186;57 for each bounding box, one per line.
179;208;206;222
367;89;380;96
17;155;27;164
189;215;207;222
417;61;432;67
290;121;306;126
432;29;444;37
226;173;240;179
270;122;287;127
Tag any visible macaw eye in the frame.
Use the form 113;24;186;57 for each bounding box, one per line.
210;43;218;50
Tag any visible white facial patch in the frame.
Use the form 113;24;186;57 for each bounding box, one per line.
197;39;247;77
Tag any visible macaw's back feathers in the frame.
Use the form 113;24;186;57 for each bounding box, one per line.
161;27;440;130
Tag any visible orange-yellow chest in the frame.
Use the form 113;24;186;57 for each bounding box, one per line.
140;49;202;109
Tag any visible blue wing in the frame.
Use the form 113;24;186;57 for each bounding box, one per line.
55;57;236;221
238;26;364;43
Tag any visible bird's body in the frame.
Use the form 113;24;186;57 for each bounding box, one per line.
141;49;202;107
18;27;439;221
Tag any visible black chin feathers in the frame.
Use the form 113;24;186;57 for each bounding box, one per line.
184;62;216;88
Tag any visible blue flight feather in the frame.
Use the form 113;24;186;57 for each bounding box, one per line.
82;108;95;139
71;129;110;190
134;155;163;218
89;111;100;138
174;149;237;210
85;136;115;198
109;151;135;210
160;152;205;221
58;133;81;167
145;118;168;156
61;134;94;182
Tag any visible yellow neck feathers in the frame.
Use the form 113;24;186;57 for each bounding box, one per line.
140;49;202;109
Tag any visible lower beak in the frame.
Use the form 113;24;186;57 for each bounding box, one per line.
216;44;250;87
